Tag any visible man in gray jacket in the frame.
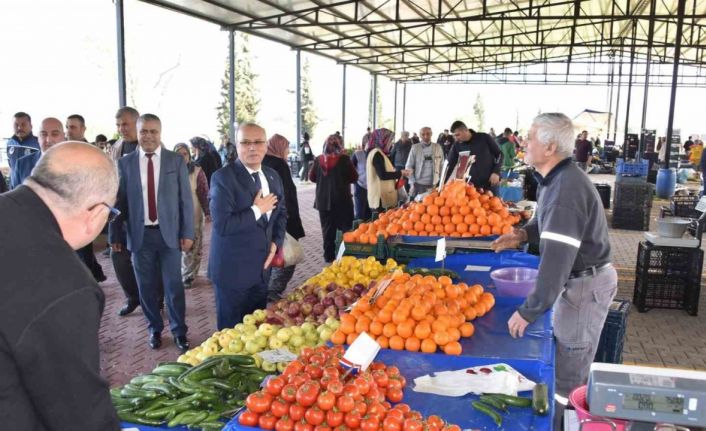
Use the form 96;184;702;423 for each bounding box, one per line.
492;113;616;404
405;127;444;197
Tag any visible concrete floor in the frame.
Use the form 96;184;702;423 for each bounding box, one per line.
96;175;706;388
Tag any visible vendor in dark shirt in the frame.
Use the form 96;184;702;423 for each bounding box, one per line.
444;121;502;192
574;130;593;171
365;128;411;213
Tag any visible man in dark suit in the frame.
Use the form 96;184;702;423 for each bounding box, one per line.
209;123;287;330
10;117;64;189
110;113;194;352
0;141;120;430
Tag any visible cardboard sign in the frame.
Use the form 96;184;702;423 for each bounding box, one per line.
336;242;346;261
435;237;447;262
343;332;380;372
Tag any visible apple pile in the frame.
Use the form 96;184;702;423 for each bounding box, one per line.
178;310;341;371
305;256;400;290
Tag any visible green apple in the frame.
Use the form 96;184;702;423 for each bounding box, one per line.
258;323;274;337
276;362;287;372
254;335;268;349
326;317;340;330
242;324;258;334
233;323;246;332
289;334;305;347
268;337;284;349
305;330;319;343
276;327;292;342
253;309;267;322
300;322;316;334
319;327;333;342
252;354;263;368
290;326;303;335
226;328;240;338
241;333;256;343
261;360;277;372
243;314;257;325
227;339;244;353
245;340;261;354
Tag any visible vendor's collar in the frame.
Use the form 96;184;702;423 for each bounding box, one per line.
533;157;573;185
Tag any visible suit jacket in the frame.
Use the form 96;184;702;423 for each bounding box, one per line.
9;151;40;190
0;186;119;430
208;159;287;287
109;147;194;251
262;154;305;239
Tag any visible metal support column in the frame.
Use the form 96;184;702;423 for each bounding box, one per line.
640;0;657;135
115;0;127;107
606;60;615;139
296;50;302;151
623;23;638;141
228;30;236;144
371;74;378;129
612;59;623;142
342;64;347;146
665;0;687;168
393;81;398;132
402;83;407;132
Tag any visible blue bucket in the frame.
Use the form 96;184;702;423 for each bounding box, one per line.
655;168;677;199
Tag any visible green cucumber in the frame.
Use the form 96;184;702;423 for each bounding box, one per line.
532;384;549;416
117;410;164;426
480;395;508;412
120;386;159;400
141;382;178;398
130;374;166;385
486;393;533;408
472;401;502;427
152;363;191;377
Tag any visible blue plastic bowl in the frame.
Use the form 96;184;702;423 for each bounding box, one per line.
489;267;538;297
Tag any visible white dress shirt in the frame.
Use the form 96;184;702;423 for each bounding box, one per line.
244;165;272;221
139;146;161;226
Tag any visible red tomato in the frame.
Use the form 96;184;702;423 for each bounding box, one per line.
327;380;344;396
444;425;461;431
305;407;326;426
239;410;260;427
344;411;362;429
385;366;401;378
326;409;345;427
259;413;278;430
309;354;325;366
383;417;402;431
372;370;389;388
294;420;314;431
366;386;381;402
246;391;274;414
276;416;295;431
405;411;422;421
282;384;298;403
314;425;332;431
323;366;341;379
317;391;337;411
284;360;306;378
266;376;286;396
290;373;312;388
353;376;370;395
385;409;404;422
361;416;380;431
271;398;291;418
300;347;315;363
367;402;386;421
387;379;403;391
334;425;350;431
370;362;386;371
393;404;410;415
305;364;324;380
289;404;307;422
297;382;321;407
386;388;404;404
403;419;423;431
426;415;444;430
336;395;355;413
355;401;368;415
343;383;361;399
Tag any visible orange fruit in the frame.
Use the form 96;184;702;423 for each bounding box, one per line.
460;322;475;337
369;320;384;336
480;225;491;236
378;308;392;323
347;332;359;344
443;341;462;355
331;329;346;344
389;335;405;350
340;320;355;335
420;338;437;353
434;197;445;206
377;335;389;349
427;205;439;216
447;327;461;342
405;336;421;352
463;306;478;320
414;321;432;339
383;322;397;338
397;321;414;338
433;331;450;346
421;214;431;224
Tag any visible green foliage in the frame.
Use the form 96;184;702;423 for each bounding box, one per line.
301;58;317;139
473;93;485;132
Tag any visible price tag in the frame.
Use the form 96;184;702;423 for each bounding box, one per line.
343;332;380;372
695;196;706;213
435;237;447;262
464;265;491;272
336;241;346;261
259;348;298;363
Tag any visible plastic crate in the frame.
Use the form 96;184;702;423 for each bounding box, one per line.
671;195;701;218
594;183;611;209
613;182;653;209
616;158;649;177
594;300;631;364
498;186;523;202
633;242;703;315
611;207;651;231
334;231;388;261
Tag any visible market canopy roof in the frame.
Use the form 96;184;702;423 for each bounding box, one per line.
140;0;706;82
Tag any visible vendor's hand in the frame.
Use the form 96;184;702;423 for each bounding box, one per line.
409;184;416;196
264;242;277;269
181;238;194;252
508;311;530;338
110;243;123;253
254;190;278;214
491;228;527;252
489;173;500;186
400;169;413;177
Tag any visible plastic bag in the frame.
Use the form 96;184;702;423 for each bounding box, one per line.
282;233;304;267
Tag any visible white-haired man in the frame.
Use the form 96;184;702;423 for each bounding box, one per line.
492;113;616;404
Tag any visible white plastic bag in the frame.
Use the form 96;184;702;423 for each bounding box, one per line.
282;233;304;267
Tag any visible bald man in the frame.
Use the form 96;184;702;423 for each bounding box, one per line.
0;142;120;429
10;117;64;189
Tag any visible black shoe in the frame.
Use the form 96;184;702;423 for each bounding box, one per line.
174;335;189;353
149;332;162;350
118;301;139;316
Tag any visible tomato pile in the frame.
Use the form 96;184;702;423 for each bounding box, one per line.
239;346;461;431
331;273;494;355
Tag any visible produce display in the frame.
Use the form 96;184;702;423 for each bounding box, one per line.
112;355;271;430
342;182;522;243
238;345;462;431
305;256;401;289
331;273;495;355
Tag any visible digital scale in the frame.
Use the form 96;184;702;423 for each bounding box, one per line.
587;363;706;430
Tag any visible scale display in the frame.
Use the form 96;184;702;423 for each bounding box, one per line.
622;393;684;414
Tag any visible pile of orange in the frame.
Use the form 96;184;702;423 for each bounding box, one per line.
330;272;496;355
342;181;522;244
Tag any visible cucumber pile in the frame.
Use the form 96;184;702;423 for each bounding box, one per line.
112;355;273;430
471;384;549;427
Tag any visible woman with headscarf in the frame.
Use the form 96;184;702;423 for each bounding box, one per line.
190;136;222;185
262;134;305;302
173;143;210;289
309;134;358;262
366;128;411;214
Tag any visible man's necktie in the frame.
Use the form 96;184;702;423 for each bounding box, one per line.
251;172;268;226
146;153;157;222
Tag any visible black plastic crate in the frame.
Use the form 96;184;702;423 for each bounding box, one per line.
635;241;704;278
611;207;651;231
671;195;701;218
594;300;631;364
594;183;611;209
613;182;653;209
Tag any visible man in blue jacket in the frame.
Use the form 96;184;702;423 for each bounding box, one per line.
6;112;40;175
209;123;287;330
10;117;65;189
109;114;194;352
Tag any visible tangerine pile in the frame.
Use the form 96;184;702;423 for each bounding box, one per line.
343;181;522;244
330;272;495;355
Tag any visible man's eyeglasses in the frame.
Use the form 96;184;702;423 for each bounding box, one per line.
239;140;266;147
90;202;121;223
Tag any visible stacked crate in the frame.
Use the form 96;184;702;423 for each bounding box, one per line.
611;181;653;231
594;300;631;364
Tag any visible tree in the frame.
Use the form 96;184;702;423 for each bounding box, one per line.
300;58;318;139
216;33;260;141
473;93;485;132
